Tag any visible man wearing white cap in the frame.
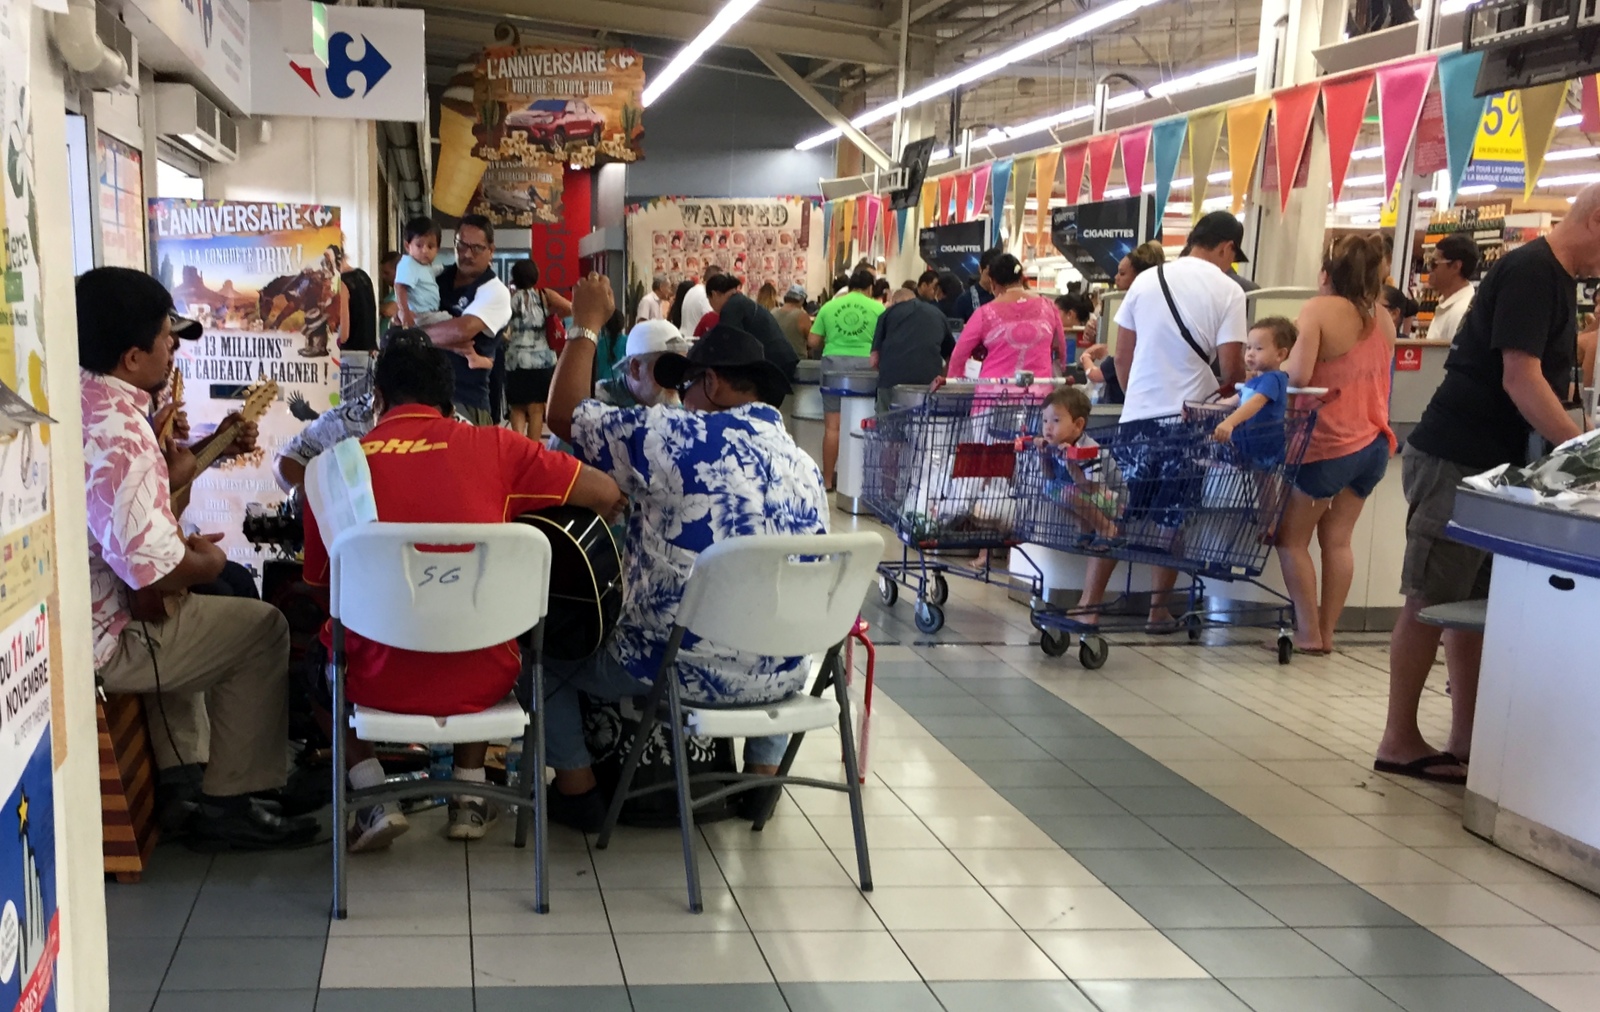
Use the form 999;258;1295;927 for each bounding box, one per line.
596;319;689;409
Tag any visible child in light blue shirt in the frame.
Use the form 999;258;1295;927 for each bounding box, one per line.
394;217;449;328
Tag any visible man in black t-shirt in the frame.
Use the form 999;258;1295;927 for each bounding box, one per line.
872;288;955;412
1378;187;1598;786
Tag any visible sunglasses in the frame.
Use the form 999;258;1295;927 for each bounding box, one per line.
454;239;490;256
675;370;705;395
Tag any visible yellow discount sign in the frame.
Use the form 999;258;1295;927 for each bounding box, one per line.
1463;92;1524;187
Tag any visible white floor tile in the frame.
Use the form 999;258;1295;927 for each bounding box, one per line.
1030;929;1209;979
894;930;1065;981
756;931;921;982
614;931;776;985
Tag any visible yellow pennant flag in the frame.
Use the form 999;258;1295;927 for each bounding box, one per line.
1519;79;1570;200
1035;149;1061;254
1008;157;1036;254
920;181;938;229
1187;107;1227;221
1226;96;1274;213
839;198;856;264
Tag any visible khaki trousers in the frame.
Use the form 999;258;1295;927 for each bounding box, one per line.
97;593;291;797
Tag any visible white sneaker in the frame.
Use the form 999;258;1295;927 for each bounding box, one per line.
447;798;498;840
348;802;410;853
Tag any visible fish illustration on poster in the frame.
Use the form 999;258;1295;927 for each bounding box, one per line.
148;199;344;567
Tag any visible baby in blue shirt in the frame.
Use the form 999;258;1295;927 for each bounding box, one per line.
394;217;450;329
1212;316;1296;470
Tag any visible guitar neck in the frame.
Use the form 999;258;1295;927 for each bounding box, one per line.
170;420;242;515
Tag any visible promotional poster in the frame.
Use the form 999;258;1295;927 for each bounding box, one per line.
0;603;56;1012
626;197;824;310
918;221;988;284
149;199;345;566
1051;196;1159;281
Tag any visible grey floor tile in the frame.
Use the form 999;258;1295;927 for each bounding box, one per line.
980;697;1088;718
780;981;943;1012
162;936;327;991
629;983;789;1012
1032;814;1174;849
1064;760;1192;787
185;888;331;937
893;696;997;717
962;761;1086;789
876;676;968;696
1223;978;1406;1012
154;991;317;1012
1004;714;1114;738
1165;928;1351;978
136;845;215;888
202;848;330;891
912;715;1023;737
1366;975;1560;1012
1188;849;1347;887
940;737;1055;762
1036;736;1152;762
995;787;1127;817
1078;979;1253;1012
105;885;199;938
1101;786;1241;817
110;990;157;1012
1114;886;1281;928
931;980;1099;1012
1144;816;1291;850
1297;927;1496;977
1072;847;1228;886
1239;885;1414;928
316;988;475;1012
474;985;631;1011
109;935;181;991
954;679;1070;700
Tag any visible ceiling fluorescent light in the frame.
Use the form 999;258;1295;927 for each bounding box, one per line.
795;0;1168;150
1546;146;1600;161
1538;171;1600;187
1457;184;1497;194
1557;114;1582;128
642;0;765;106
1351;147;1382;160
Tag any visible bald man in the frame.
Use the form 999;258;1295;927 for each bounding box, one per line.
1378;183;1600;787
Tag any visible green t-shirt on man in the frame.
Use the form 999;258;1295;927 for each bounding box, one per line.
811;290;885;358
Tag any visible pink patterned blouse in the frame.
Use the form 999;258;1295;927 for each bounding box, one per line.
82;370;186;668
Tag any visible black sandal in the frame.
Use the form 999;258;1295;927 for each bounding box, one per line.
1373;753;1467;786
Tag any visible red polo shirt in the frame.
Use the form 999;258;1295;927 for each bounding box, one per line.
303;405;582;715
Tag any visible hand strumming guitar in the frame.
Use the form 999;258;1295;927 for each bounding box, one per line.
210;412;259;458
162;435;199;490
151;400;191;443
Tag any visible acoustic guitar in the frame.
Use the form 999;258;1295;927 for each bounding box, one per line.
516;505;623;661
128;380;279;622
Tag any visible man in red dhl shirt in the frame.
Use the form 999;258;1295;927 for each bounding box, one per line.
303;332;623;850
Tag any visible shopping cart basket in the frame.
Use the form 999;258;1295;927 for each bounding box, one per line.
858;377;1060;634
1013;400;1317;668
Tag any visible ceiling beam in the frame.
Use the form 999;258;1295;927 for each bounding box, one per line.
752;48;894;169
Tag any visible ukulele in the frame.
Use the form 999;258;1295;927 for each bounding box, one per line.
128;380;279;622
155;370;183;443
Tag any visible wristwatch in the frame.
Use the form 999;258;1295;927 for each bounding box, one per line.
568;326;599;344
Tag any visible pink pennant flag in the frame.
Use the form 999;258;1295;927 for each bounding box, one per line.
954;171;974;222
1119;125;1153;196
971;163;992;220
1086;134;1119;202
1061;144;1089;206
1377;56;1438;199
864;195;882;252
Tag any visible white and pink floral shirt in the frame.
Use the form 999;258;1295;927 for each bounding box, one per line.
82;369;186;668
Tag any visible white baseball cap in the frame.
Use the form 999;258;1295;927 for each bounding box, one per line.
625;319;688;358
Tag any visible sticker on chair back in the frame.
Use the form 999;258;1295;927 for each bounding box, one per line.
406;543;479;598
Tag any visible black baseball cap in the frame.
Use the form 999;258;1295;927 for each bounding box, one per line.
653;325;792;407
1186;211;1249;263
170;312;203;340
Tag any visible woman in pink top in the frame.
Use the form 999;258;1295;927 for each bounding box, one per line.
1277;235;1397;654
947;254;1065;381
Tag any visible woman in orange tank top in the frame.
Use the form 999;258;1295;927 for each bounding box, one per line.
1276;235;1397;654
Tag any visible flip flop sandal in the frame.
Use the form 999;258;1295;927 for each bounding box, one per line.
1373;753;1467;786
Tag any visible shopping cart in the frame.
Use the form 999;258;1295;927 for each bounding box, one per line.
1013;400;1318;668
858;377;1060;634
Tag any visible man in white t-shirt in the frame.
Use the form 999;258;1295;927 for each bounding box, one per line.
422;215;513;425
636;274;671;322
1425;233;1479;347
677;264;720;338
1077;211;1247;631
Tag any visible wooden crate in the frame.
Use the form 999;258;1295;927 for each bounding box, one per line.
99;695;159;883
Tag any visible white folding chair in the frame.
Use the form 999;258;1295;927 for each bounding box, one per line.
593;532;885;913
324;520;553;920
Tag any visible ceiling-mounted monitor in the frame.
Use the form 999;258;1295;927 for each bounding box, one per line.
890;137;939;212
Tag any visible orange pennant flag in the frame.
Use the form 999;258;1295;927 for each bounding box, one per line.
1226;96;1273;213
1035;149;1061;253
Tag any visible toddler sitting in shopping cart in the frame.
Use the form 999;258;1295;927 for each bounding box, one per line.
1035;386;1125;550
1210;316;1297;533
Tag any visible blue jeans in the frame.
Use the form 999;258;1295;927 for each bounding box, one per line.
544;652;788;770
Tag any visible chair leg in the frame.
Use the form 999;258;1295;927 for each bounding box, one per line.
514;626;540;851
751;648;838;832
663;671;703;914
532;635;550;915
596;675;668;851
832;649;873;893
330;629;348;920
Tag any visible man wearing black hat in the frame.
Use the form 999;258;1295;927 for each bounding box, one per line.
543;274;829;829
1185;210;1258;292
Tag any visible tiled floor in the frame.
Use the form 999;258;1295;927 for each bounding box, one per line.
106;519;1600;1012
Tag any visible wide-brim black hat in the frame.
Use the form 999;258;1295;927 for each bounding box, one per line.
653;324;792;407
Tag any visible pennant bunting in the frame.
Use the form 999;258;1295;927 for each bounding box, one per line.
1376;56;1437;198
1119;125;1153;198
1520;79;1571;200
1437;50;1490;201
839;198;856;265
1086;134;1119;202
1151;117;1187;223
1322;72;1376;205
936;176;955;225
1187;107;1227;220
1271;83;1320;212
1584;76;1600;133
1226;96;1273;212
955;171;974;222
895;205;910;251
1413;87;1448;177
1009;156;1035;252
1062;143;1089;206
858;194;875;253
972;163;993;221
821;200;835;268
1035;148;1061;249
990;159;1013;248
919;180;938;229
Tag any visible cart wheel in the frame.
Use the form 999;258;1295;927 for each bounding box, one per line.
1079;634;1110;670
878;574;899;608
1039;628;1072;657
1277;635;1294;665
928;572;950;606
1183;613;1203;642
914;601;945;634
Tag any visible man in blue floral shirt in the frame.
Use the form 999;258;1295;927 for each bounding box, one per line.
546;274;829;830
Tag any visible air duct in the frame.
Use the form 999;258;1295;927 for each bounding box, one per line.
50;0;128;92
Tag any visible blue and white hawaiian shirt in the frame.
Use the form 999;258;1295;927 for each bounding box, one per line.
570;400;829;704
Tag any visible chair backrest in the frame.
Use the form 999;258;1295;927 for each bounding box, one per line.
674;533;884;659
330;522;553;653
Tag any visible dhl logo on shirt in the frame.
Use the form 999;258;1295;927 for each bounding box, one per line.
361;438;450;455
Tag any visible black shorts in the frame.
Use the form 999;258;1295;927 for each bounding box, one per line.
505;366;555;405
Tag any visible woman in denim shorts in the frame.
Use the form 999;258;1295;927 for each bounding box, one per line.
1276;236;1397;654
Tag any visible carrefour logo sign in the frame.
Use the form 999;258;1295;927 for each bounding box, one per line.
288;32;391;98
